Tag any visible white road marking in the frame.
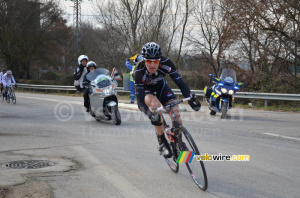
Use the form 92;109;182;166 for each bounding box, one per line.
72;146;147;198
263;133;300;141
18;95;82;105
182;118;215;125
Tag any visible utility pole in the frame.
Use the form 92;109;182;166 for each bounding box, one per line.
67;0;82;66
66;0;84;65
66;0;91;66
73;0;81;61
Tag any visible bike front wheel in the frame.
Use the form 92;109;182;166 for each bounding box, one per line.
180;126;208;191
11;90;16;104
6;92;10;103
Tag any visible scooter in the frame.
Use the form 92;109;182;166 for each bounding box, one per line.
204;68;244;119
85;68;121;125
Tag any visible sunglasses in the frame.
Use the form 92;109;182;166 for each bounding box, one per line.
144;59;160;64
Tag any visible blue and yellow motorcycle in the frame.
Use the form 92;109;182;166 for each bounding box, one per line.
204;68;244;119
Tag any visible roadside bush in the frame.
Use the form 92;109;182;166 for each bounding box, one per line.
40;71;59;81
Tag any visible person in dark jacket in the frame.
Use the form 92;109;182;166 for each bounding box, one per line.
82;61;97;112
74;55;89;92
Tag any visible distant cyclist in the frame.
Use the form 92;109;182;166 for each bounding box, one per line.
0;68;7;95
2;70;17;98
134;42;201;158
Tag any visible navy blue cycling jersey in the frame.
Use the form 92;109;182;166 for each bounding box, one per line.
134;56;191;117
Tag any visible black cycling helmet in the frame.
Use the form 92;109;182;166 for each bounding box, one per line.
2;68;7;73
141;42;162;59
86;61;97;69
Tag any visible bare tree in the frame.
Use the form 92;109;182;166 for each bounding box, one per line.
186;0;237;76
0;0;71;78
223;0;300;92
94;0;144;54
175;0;189;66
165;0;181;56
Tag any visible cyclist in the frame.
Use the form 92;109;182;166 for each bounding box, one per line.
2;70;17;98
82;61;97;112
0;68;7;81
134;42;201;158
0;68;7;95
74;55;89;92
125;54;143;103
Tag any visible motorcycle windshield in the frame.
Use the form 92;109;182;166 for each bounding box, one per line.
94;74;112;88
219;68;237;84
86;68;110;82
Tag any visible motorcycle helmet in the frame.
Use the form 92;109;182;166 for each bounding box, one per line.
78;55;89;65
87;61;97;69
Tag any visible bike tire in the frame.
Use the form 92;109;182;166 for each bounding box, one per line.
180;126;208;191
11;90;16;104
6;93;10;103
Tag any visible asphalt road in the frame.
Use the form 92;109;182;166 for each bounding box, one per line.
0;93;299;198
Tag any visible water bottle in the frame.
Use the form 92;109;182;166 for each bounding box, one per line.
165;127;174;142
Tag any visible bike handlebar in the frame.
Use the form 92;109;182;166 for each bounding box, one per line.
155;97;192;112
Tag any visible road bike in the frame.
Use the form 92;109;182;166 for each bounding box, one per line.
154;97;208;191
2;85;16;104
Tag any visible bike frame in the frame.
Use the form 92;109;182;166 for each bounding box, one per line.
2;85;16;104
6;86;13;96
155;97;191;153
155;97;208;191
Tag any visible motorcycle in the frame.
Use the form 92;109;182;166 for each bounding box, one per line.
204;68;244;119
85;68;121;125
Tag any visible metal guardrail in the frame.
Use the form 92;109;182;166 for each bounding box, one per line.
17;83;300;107
18;84;76;91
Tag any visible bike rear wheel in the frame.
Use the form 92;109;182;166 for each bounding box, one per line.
180;126;208;191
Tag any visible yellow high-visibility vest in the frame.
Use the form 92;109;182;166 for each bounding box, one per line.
130;65;135;81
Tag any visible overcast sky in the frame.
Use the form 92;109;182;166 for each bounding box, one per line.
58;0;97;26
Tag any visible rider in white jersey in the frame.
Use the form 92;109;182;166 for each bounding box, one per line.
2;70;17;98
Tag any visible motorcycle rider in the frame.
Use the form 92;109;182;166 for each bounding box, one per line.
82;61;97;112
134;42;201;158
2;70;17;98
125;54;143;103
74;55;89;92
